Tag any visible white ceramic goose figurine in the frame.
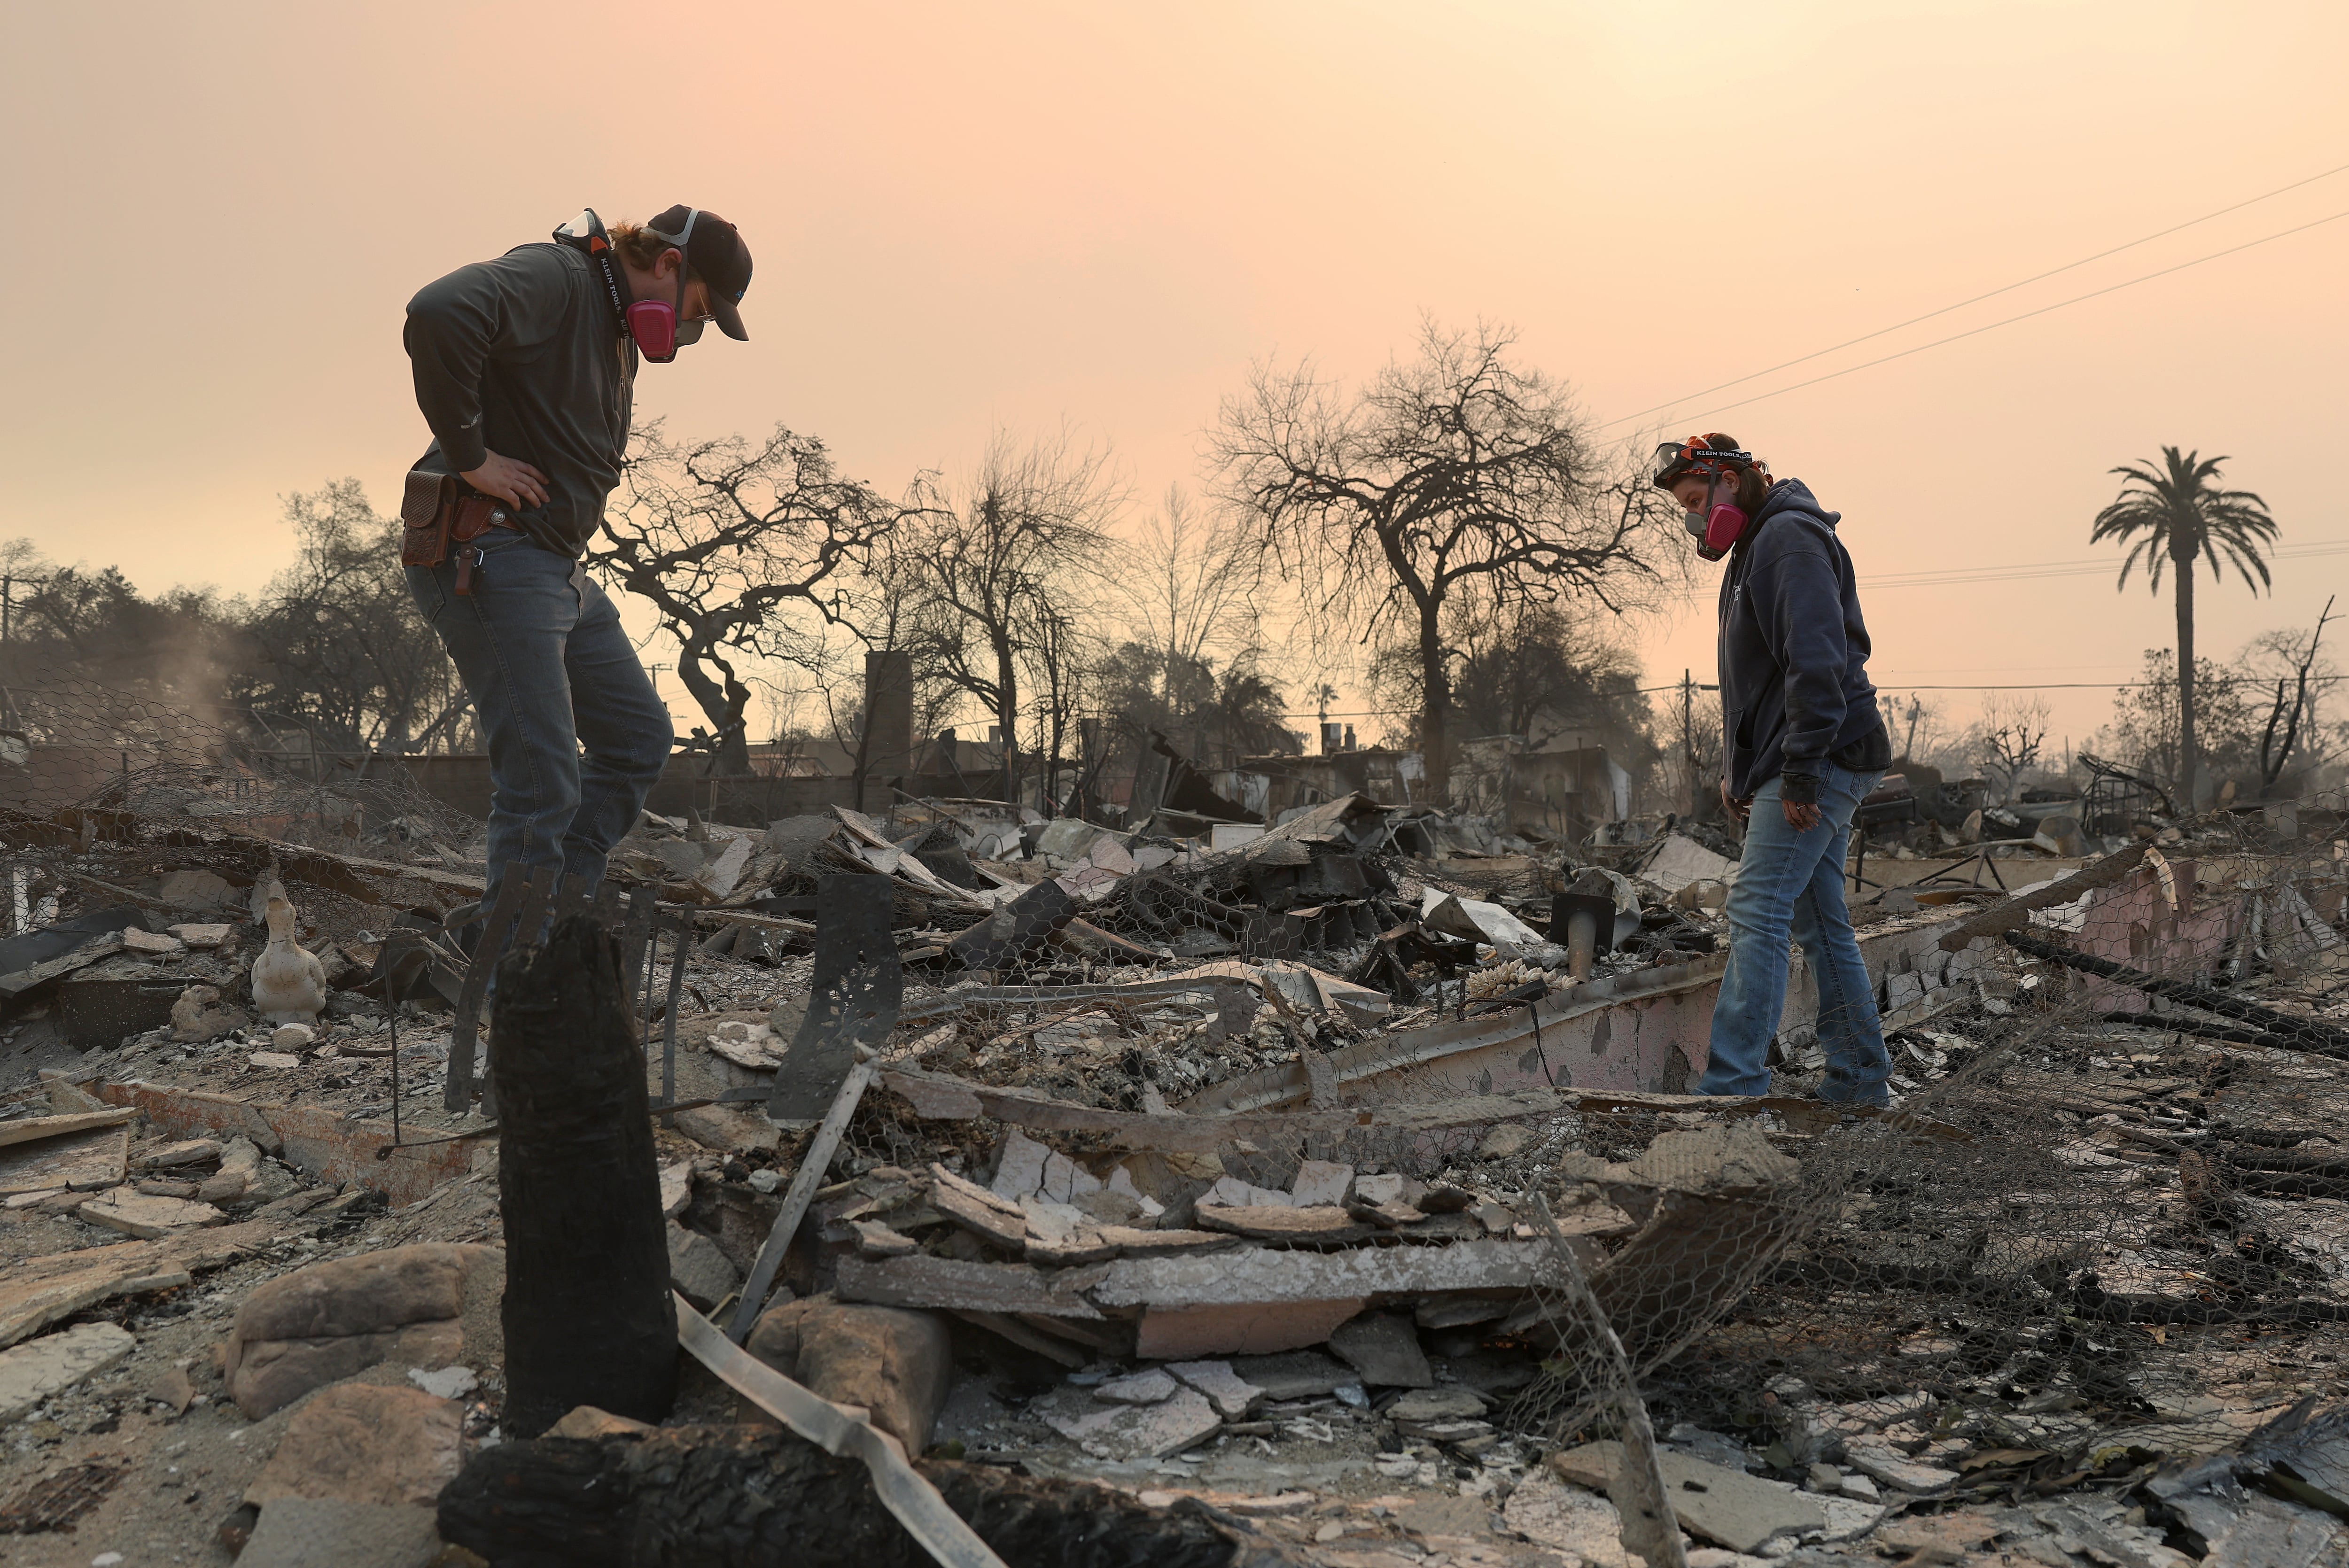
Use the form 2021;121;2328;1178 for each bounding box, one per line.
251;894;328;1024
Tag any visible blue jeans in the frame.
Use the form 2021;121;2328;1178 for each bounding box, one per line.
1701;764;1891;1104
405;532;672;897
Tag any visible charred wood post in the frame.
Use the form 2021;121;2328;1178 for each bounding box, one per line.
491;912;677;1436
437;1424;1305;1568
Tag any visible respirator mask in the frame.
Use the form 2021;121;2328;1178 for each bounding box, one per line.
554;207;708;363
1682;476;1750;562
623;209;706;363
1652;437;1759;562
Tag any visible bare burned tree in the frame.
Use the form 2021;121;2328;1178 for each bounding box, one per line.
593;423;906;775
241;481;475;753
900;430;1121;805
2256;595;2339;796
1212;319;1667;802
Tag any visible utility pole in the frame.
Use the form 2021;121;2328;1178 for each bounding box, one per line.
1681;670;1695;816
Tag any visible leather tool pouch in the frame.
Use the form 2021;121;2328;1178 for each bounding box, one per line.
399;470;504;570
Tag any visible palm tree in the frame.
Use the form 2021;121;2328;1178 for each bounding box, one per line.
2090;447;2278;808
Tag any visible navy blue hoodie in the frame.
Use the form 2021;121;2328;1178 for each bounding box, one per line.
1717;478;1887;805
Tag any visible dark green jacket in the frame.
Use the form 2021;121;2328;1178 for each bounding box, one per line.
404;241;635;558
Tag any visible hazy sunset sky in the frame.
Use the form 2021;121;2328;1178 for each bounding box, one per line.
5;1;2344;753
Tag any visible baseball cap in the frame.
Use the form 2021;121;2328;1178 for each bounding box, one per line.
645;205;751;341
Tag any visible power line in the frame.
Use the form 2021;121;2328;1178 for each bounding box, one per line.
1860;537;2349;591
1599;159;2349;433
1643;206;2349;428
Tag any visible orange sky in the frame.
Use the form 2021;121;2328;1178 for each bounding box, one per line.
4;1;2345;756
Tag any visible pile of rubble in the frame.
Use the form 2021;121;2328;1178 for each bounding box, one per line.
6;789;2349;1564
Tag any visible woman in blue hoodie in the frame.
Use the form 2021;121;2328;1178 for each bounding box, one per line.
1656;435;1894;1105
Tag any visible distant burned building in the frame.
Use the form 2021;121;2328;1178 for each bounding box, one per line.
1212;734;1629;844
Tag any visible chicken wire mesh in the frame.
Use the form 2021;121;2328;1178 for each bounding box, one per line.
810;806;2349;1504
0;672;481;859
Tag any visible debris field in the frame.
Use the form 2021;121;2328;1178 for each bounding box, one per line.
5;768;2349;1568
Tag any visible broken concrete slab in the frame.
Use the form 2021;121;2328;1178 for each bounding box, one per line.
0;1120;128;1196
1841;1434;1959;1495
224;1242;502;1417
1501;1470;1638;1568
1192;1203;1375;1246
834;1255;1106;1319
658;1160;692;1220
1165;1359;1263;1419
169;922;233;948
668;1223;740;1312
1045;1386;1223;1460
1095;1368;1179;1405
137;1137;226;1170
244;1383;466;1509
97;1080;475;1209
929;1164;1029;1251
1229;1349;1355;1401
1090;1238;1552;1310
234;1497;444;1568
76;1189;226;1238
0;1240;204;1349
0;1107;135;1151
746;1299;954;1452
1547;1441;1826;1553
673;1104;781;1157
0;1321;135;1421
1289;1159;1353;1206
1326;1312;1432;1388
1136;1299;1364;1360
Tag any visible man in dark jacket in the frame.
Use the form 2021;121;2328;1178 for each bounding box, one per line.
1657;435;1893;1105
401;207;751;897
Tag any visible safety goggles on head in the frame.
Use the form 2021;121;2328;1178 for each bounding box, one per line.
1651;438;1755;491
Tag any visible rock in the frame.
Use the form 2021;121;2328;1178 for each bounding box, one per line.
1165;1359;1263;1420
160;869;233;907
137;1138;224;1171
248;1051;303;1070
170;923;233;949
548;1405;656;1440
233;1498;443;1568
1805;1461;1843;1493
76;1190;226;1238
270;1024;318;1052
148;1364;195;1415
245;1383;466;1509
673;1104;780;1156
1095;1368;1179;1405
407;1365;478;1400
223;1242;502;1418
199;1137;265;1203
1288;1159;1354;1206
1229;1349;1356;1401
1327;1312;1432;1388
1047;1386;1223;1459
171;984;249;1042
746;1299;953;1453
668;1222;740;1311
0;1322;135;1421
658;1160;692;1219
1478;1124;1535;1161
122;927;187;956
